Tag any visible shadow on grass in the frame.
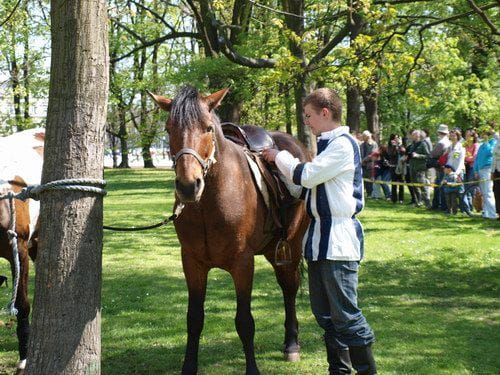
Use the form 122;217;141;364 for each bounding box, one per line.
100;253;499;374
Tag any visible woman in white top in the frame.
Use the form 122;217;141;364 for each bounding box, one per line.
446;129;466;176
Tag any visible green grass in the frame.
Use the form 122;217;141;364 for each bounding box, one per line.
1;168;499;374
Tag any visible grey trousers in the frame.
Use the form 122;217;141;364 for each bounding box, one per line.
308;260;375;348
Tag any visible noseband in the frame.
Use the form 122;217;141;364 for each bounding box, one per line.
172;130;217;177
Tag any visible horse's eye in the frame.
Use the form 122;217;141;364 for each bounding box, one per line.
207;126;213;133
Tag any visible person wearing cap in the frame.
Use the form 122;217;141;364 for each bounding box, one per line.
429;124;451;211
262;88;377;375
441;164;464;215
474;126;497;219
360;130;378;199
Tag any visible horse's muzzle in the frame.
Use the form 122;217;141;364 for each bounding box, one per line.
175;178;204;202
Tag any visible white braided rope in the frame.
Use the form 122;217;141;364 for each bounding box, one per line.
6;193;20;315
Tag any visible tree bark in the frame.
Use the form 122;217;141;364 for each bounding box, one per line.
26;0;108;373
346;85;361;132
362;89;380;142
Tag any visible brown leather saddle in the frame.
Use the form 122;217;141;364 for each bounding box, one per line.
221;123;275;152
222;123;295;263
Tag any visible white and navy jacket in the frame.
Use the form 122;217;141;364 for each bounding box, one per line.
275;126;364;261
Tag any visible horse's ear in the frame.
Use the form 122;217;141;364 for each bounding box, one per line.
147;91;172;112
204;88;229;111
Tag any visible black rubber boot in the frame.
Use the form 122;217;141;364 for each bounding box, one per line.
349;345;377;375
325;339;351;374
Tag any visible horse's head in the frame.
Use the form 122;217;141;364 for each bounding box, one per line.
149;86;229;203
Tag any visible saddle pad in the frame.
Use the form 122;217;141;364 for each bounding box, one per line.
244;153;270;209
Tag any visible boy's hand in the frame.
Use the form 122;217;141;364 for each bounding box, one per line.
261;148;279;163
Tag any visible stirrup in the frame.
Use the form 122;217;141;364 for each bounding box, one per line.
275;239;292;266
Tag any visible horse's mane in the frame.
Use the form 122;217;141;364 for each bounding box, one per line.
171;85;204;130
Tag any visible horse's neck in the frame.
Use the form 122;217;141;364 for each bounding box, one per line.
207;129;249;189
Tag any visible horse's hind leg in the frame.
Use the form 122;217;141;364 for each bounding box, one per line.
181;253;208;375
231;254;260;375
11;238;30;374
265;252;301;362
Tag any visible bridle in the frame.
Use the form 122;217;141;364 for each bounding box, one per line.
172;128;217;177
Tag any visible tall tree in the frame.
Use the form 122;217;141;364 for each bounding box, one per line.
26;0;108;373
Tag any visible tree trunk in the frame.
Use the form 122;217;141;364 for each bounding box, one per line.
284;88;293;135
362;90;380;143
346;85;361;132
282;0;315;152
117;120;130;168
294;79;315;154
23;9;30;122
26;0;108;373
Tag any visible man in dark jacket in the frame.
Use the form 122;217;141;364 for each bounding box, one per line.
409;130;431;207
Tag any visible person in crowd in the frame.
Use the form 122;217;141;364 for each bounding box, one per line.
445;129;469;215
353;131;364;145
422;129;433;152
408;130;431;207
404;130;417;205
262;88;377;375
370;148;391;200
386;134;406;203
360;130;378;199
463;129;480;212
474;126;497;219
441;164;464;215
422;128;434;191
429;124;451;211
491;131;500;219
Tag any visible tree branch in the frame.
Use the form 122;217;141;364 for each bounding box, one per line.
467;0;499;35
110;17;146;43
129;0;176;33
307;23;350;69
421;2;499;30
402;27;425;93
218;36;276;68
372;0;435;5
0;0;22;27
183;0;218;56
110;32;200;63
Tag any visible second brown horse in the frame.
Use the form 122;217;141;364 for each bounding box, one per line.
150;86;309;375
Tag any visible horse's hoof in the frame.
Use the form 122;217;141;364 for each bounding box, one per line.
284;351;300;362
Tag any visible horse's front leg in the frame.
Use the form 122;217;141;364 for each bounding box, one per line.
12;238;30;374
231;253;260;375
181;252;208;375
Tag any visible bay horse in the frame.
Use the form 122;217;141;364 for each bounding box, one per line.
0;129;44;374
150;86;310;375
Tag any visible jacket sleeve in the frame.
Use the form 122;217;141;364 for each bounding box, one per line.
275;137;354;189
430;142;444;158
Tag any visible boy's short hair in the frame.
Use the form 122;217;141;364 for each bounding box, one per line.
303;88;342;123
444;164;455;171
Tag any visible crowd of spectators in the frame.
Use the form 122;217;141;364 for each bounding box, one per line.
353;123;499;220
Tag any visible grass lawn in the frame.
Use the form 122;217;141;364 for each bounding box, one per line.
1;168;499;374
